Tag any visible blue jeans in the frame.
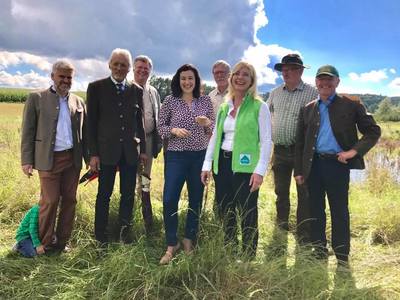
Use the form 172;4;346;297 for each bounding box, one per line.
16;238;37;258
163;150;206;246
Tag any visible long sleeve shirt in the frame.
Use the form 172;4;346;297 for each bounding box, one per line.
202;98;272;176
158;95;215;151
15;204;41;247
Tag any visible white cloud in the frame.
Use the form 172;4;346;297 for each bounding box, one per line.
348;69;388;83
388;77;400;89
390;68;396;74
0;70;50;88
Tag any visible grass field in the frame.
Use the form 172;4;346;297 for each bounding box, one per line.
0;103;399;299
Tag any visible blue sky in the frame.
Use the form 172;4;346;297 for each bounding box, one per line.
0;0;399;96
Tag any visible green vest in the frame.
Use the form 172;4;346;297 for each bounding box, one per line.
213;94;262;174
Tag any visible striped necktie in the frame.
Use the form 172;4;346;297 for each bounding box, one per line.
116;83;124;94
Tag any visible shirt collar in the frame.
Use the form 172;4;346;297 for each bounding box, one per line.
110;76;127;87
318;93;336;105
50;85;69;100
283;80;305;91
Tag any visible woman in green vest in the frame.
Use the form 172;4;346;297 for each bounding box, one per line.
201;61;272;258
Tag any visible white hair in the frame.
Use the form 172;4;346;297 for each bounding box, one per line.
212;60;231;73
108;48;133;67
52;59;74;73
134;55;153;69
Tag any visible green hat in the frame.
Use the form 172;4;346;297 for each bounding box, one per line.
316;65;339;78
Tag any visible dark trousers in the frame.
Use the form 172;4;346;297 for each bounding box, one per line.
213;150;259;258
95;154;137;242
38;151;80;247
307;155;350;261
272;145;310;241
163;150;205;246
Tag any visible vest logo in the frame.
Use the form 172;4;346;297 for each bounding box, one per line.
239;154;251;165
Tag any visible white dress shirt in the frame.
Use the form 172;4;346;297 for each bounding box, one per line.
202;98;272;176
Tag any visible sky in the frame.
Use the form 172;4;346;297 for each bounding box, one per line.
0;0;399;96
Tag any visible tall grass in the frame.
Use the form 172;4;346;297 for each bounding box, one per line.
0;103;399;299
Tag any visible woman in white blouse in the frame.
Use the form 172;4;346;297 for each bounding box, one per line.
201;61;272;258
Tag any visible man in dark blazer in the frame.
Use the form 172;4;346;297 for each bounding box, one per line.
294;65;381;264
21;60;88;252
87;48;146;244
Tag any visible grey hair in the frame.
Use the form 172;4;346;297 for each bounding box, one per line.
134;55;153;69
108;48;133;67
52;59;74;73
212;60;231;73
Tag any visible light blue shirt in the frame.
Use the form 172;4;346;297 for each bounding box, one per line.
53;87;73;151
316;94;343;154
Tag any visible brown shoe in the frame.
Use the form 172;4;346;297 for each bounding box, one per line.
159;243;180;265
182;238;194;255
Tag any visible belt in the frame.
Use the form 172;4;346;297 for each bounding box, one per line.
54;148;73;154
221;150;232;158
314;152;338;160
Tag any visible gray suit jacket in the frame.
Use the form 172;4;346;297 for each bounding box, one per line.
21;88;88;171
294;95;381;180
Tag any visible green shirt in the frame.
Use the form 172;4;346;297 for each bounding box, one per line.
268;81;318;145
15;204;41;247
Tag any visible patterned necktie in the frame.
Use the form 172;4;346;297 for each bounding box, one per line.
116;83;124;94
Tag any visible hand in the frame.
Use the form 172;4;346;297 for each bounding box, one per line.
22;164;33;177
201;171;211;186
249;173;263;193
89;156;100;172
294;175;305;185
195;116;211;127
139;153;148;165
171;128;191;138
337;149;357;164
36;245;45;255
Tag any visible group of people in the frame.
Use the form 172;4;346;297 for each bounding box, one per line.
16;49;381;267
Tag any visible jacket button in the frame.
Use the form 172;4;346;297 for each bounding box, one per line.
120;114;123;118
119;138;123;142
118;102;122;106
309;158;312;161
121;126;125;130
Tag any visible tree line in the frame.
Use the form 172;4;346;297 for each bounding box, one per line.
1;77;400;122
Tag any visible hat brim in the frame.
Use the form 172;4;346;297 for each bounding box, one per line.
274;63;309;71
316;72;338;78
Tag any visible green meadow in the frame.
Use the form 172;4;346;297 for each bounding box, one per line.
0;102;399;299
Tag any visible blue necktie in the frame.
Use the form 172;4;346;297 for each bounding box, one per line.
116;83;124;94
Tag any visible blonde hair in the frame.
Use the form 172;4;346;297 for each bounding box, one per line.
227;61;261;101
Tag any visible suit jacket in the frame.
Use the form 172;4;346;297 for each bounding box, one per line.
146;84;162;158
294;94;381;180
87;77;146;166
21;88;88;171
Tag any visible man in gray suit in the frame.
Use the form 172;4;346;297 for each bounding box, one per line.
133;55;162;234
87;48;146;244
21;59;87;252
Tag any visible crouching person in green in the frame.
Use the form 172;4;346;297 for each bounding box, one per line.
14;204;45;258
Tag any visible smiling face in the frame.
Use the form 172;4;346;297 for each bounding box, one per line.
109;53;130;82
213;64;229;91
134;60;151;86
231;66;252;93
51;68;73;97
179;70;196;96
315;75;340;100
